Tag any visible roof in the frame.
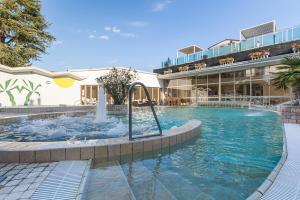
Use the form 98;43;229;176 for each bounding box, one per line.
208;39;240;49
178;45;203;54
240;21;276;39
0;64;86;80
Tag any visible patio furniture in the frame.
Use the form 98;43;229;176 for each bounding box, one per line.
179;65;189;72
219;57;234;65
164;68;173;74
195;62;207;70
249;49;270;60
292;43;300;53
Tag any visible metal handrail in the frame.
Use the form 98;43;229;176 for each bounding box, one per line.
128;82;162;140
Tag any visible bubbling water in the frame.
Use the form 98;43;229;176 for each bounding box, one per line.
95;84;107;122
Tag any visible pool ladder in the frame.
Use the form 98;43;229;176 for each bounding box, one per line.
128;82;162;140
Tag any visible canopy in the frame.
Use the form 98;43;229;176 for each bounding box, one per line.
240;21;276;39
178;45;203;55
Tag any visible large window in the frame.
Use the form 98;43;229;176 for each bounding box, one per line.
163;65;291;105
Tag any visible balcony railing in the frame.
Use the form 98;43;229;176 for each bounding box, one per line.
162;25;300;67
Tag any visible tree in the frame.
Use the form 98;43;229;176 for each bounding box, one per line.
96;67;138;105
272;56;300;106
0;0;55;67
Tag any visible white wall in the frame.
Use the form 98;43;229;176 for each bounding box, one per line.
0;66;162;107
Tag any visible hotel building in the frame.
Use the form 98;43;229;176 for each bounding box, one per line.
154;21;300;106
0;21;300;107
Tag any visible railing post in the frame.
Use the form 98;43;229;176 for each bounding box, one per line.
128;82;162;140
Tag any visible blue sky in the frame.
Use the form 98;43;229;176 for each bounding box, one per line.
34;0;300;72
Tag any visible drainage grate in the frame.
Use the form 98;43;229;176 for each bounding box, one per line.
32;160;90;200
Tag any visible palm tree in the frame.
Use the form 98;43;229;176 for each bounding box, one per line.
272;57;300;106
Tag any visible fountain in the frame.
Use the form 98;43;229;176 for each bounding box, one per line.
95;80;107;122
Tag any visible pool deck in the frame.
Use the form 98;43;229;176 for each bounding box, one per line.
260;123;300;200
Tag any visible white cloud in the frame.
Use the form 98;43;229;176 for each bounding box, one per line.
153;0;172;12
104;26;111;31
104;26;121;33
111;26;121;33
53;40;63;46
99;35;110;40
120;33;136;38
89;34;95;39
129;21;147;27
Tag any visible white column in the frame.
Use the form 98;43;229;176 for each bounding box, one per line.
219;73;221;102
234;72;236;101
250;68;252;103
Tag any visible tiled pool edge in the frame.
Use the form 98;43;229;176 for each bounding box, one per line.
246;123;288;200
0;114;201;163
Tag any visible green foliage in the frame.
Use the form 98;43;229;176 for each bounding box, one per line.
96;67;138;105
272;56;300;105
272;57;300;89
0;0;55;67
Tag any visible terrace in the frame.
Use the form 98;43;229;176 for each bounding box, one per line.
155;23;300;75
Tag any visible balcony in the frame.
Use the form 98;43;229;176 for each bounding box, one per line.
160;25;300;68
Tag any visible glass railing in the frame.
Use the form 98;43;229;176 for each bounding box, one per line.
161;25;300;68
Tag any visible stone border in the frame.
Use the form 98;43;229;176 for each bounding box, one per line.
0;112;201;163
246;122;288;200
0;105;95;114
277;106;300;124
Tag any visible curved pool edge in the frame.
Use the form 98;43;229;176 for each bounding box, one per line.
0;114;201;163
246;122;288;200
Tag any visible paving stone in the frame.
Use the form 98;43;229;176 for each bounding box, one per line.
12;184;30;192
4;191;23;200
27;172;40;178
5;169;20;176
20;189;35;199
5;179;21;187
0;186;14;194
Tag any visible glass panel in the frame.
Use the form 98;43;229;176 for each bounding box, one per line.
293;27;300;40
197;75;207;85
219;46;230;56
207;84;219;97
165;80;178;88
262;34;274;46
274;32;283;44
240;41;246;51
178;78;187;86
133;87;140;100
235;70;250;82
252;67;267;80
221;83;234;96
245;38;255;49
208;74;219;84
152;88;159;102
221;72;234;82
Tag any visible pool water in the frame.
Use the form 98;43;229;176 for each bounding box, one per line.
115;107;282;199
0;107;185;142
1;107;283;199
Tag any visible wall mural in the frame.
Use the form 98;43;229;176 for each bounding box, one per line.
53;77;75;88
0;79;42;106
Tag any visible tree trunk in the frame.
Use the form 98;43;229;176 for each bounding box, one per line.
291;86;300;106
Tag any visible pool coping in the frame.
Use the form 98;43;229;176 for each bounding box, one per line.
0;112;201;163
246;121;288;200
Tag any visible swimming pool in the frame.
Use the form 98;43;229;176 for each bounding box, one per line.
0;107;283;199
103;107;282;199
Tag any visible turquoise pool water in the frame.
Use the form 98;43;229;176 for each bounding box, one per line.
1;107;283;199
120;107;283;199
